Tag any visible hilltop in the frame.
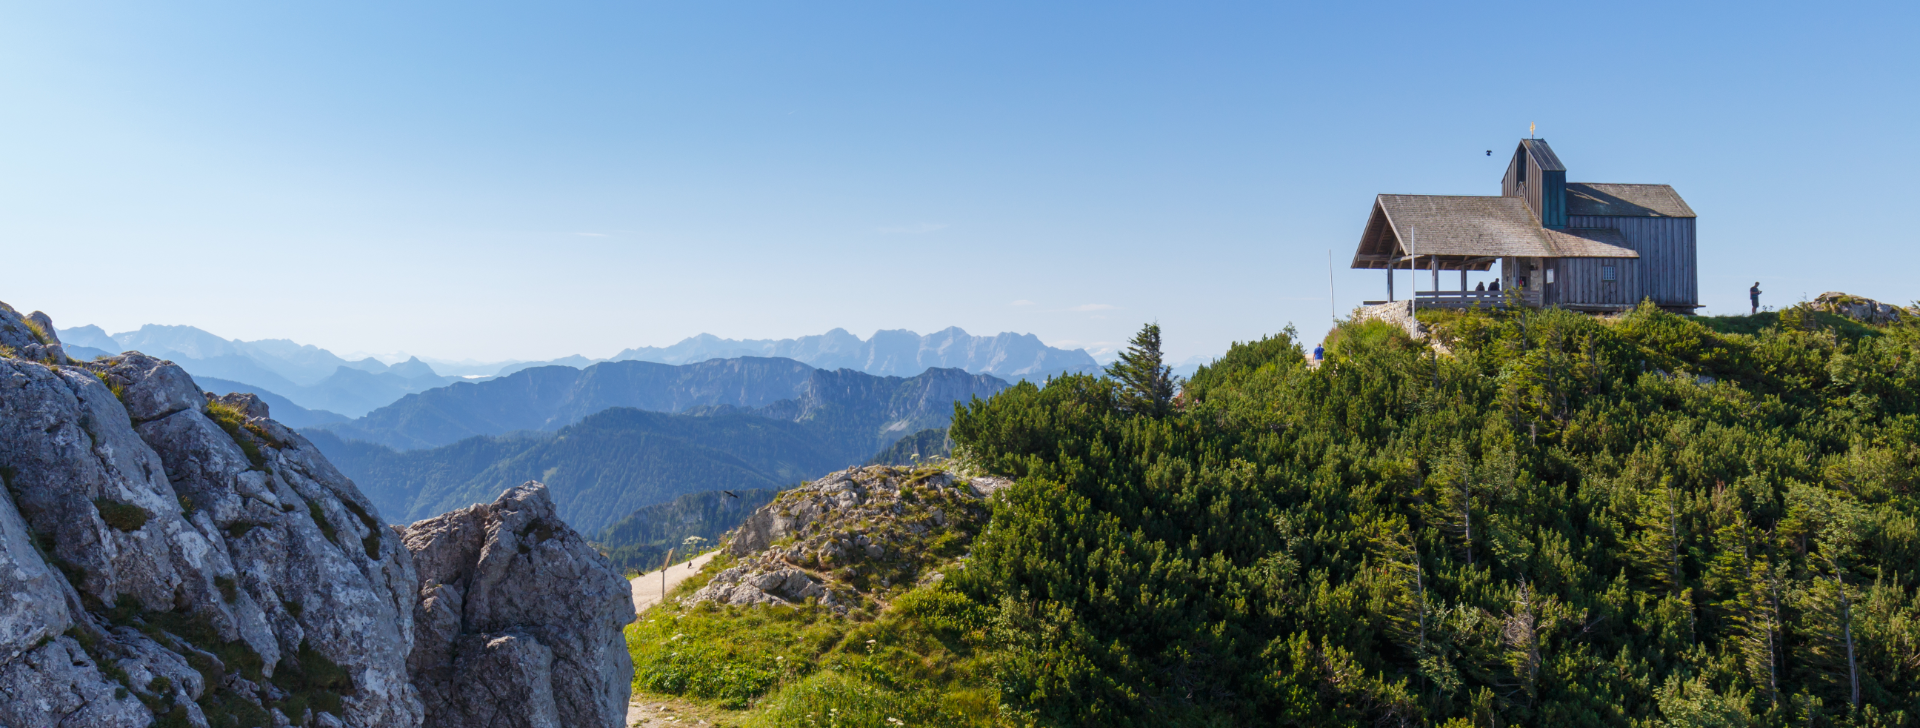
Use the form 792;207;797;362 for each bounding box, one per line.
621;301;1920;727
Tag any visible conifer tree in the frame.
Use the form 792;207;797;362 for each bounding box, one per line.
1629;476;1686;596
1105;322;1180;417
1427;446;1475;566
1799;556;1862;710
1709;515;1782;707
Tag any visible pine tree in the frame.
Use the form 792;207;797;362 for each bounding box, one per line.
1629;476;1686;595
1708;516;1782;707
1371;517;1430;661
1501;579;1541;706
1428;446;1475;566
1799;556;1862;710
1105;322;1180;417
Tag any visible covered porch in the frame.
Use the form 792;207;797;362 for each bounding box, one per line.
1350;194;1637;310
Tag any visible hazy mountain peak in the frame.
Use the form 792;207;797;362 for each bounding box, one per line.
112;323;240;359
606;327;1095;380
388;356;440;379
53;324;116;351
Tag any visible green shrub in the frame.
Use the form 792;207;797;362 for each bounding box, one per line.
942;304;1920;725
271;640;352;725
307;501;337;543
339;499;383;559
93;498;151;532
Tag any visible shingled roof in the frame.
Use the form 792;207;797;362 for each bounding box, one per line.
1351;194;1638;270
1566;183;1695;218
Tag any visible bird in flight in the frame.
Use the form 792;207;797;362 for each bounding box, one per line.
1486;150;1492;156
722;490;739;498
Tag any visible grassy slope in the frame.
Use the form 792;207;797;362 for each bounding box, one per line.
627;551;999;727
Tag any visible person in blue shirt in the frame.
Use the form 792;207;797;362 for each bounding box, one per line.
1750;282;1762;315
1313;343;1324;362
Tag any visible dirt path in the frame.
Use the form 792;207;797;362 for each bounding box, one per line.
630;551;718;614
625;695;738;727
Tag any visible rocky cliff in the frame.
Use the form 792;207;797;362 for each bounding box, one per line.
0;301;632;728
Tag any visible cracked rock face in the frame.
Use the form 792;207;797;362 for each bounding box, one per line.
403;481;635;728
0;301;640;728
0;303;422;727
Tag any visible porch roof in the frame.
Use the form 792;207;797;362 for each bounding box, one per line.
1350;194;1639;270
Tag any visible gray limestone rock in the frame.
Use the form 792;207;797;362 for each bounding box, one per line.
0;635;152;728
444;632;561;728
691;465;993;615
0;299;424;728
403;481;634;728
1;300;641;728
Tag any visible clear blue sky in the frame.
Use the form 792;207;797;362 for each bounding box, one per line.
4;1;1914;363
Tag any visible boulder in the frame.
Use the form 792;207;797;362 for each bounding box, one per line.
690;465;994;614
1812;292;1911;324
403;481;634;728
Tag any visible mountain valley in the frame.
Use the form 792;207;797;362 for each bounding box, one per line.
308;365;1006;534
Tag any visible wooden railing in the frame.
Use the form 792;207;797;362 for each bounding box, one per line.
1364;291;1545;309
1410;290;1540;308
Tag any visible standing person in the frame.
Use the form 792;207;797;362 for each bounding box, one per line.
1750;282;1762;314
1313;343;1324;362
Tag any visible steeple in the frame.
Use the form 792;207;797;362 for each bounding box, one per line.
1501;139;1567;229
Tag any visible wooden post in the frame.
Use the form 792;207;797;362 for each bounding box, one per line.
1328;250;1337;323
1387;258;1395;302
1409;228;1417;315
1460;268;1468;292
1430;257;1438;294
662;548;675;596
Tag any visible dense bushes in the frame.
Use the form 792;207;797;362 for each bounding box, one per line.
948;303;1920;726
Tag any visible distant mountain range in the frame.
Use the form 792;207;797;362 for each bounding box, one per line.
314;357;820;450
507;327;1101;381
57;324;460;417
307;365;1008;534
57;322;1100;417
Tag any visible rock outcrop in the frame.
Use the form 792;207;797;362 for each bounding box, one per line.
0;301;635;728
404;482;635;728
1812;292;1911;324
687;465;1004;614
1;301;423;727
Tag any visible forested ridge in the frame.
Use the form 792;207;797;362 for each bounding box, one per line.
940;303;1920;726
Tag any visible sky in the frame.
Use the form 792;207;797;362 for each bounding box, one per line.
3;1;1915;364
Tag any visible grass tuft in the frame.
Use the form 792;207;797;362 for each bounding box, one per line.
94;498;152;532
204;400;271;468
